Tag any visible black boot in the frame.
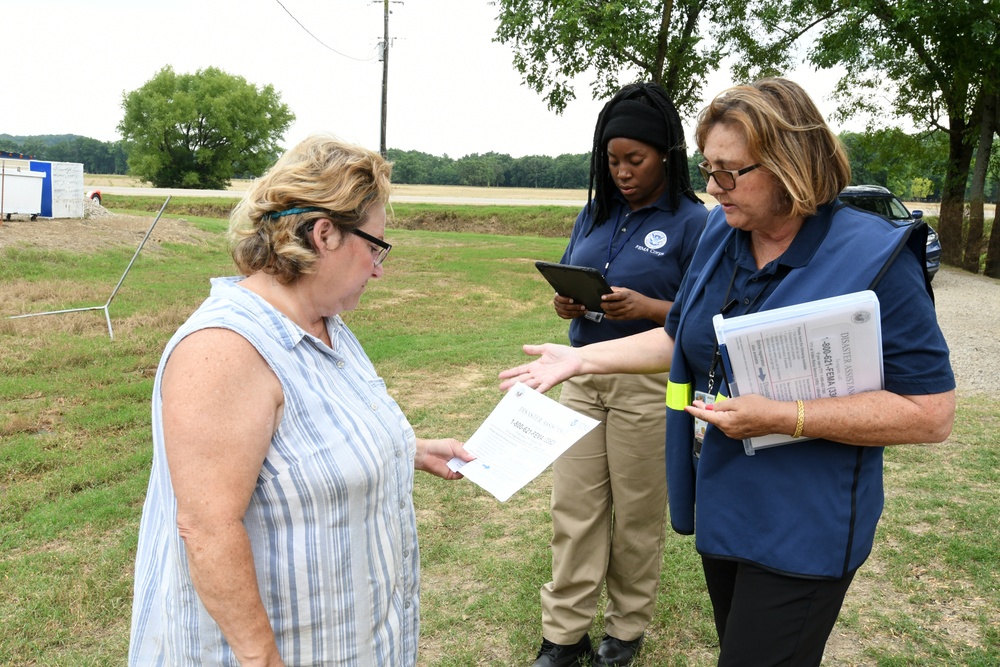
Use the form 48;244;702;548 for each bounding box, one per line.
530;635;594;667
592;634;643;667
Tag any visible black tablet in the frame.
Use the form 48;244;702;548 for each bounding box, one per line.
535;261;612;312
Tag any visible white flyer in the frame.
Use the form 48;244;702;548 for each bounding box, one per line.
447;382;599;501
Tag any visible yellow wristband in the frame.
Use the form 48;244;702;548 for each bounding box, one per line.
793;400;805;439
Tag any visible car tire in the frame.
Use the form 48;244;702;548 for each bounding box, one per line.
90;192;102;205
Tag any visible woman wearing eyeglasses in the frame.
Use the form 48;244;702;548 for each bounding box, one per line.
129;134;472;667
501;78;955;666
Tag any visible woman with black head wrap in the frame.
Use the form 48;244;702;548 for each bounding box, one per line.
529;83;707;667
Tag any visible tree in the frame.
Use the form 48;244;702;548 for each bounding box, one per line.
455;153;511;187
1;133;130;174
821;0;999;269
428;158;460;186
509;155;555;188
118;66;294;189
838;129;940;197
826;129;955;200
688;151;707;192
910;177;933;201
983;135;1000;278
47;137;128;174
965;91;998;272
493;0;729;118
551;153;590;189
386;149;433;184
726;0;1000;269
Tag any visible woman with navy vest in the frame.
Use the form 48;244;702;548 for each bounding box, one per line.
529;83;707;667
502;78;955;667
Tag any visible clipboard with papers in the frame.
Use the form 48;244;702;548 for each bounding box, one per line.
712;290;884;455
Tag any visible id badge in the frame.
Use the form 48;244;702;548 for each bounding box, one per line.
693;390;715;443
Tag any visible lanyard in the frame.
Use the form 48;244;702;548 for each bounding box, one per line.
707;258;740;395
706;241;777;395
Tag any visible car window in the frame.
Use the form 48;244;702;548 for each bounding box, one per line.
842;194;910;221
886;197;911;220
844;196;885;216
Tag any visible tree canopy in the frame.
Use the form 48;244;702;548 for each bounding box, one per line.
118;66;294;189
493;0;720;118
776;0;999;269
494;0;1000;274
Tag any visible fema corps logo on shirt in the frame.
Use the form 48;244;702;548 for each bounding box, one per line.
644;231;667;251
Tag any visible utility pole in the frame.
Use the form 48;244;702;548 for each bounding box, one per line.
377;0;402;157
379;0;389;157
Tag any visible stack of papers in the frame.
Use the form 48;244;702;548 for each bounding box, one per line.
713;290;883;455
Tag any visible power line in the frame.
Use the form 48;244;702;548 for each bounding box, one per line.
272;0;373;62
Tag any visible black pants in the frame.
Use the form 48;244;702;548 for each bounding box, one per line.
702;555;857;667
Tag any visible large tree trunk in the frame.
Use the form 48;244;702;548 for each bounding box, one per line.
964;93;997;272
938;121;976;267
985;197;1000;278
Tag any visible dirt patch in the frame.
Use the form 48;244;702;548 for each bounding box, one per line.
0;199;216;253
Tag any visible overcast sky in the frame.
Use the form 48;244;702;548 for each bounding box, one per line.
5;0;859;159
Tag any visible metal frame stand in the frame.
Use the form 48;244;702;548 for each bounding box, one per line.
9;196;171;339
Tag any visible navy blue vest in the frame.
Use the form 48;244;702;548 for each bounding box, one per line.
665;202;929;578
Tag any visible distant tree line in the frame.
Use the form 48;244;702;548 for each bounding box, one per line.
3;129;995;203
391;131;998;201
0;134;127;175
387;149;591;189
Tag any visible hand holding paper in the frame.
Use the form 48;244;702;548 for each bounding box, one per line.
447;382;599;501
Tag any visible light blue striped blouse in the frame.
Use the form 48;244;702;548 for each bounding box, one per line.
129;277;420;666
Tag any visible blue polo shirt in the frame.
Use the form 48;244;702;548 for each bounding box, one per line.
664;203;955;578
563;191;706;346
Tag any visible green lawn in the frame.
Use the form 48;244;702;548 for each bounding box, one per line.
1;205;997;666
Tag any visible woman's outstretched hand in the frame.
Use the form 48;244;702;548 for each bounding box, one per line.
498;343;582;393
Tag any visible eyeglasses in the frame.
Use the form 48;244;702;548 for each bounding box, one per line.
697;161;762;191
350;228;392;266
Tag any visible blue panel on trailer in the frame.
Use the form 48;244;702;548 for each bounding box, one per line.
30;161;54;217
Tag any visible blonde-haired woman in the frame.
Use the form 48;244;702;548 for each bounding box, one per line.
130;134;471;666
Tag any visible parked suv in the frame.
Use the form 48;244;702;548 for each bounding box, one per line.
839;185;941;281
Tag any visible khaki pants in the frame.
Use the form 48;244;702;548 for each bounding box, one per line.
541;372;669;644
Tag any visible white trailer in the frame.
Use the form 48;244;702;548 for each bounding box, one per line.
0;164;46;220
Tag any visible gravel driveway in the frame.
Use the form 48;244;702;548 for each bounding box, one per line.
931;266;998;395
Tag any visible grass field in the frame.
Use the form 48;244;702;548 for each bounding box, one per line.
1;202;997;665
